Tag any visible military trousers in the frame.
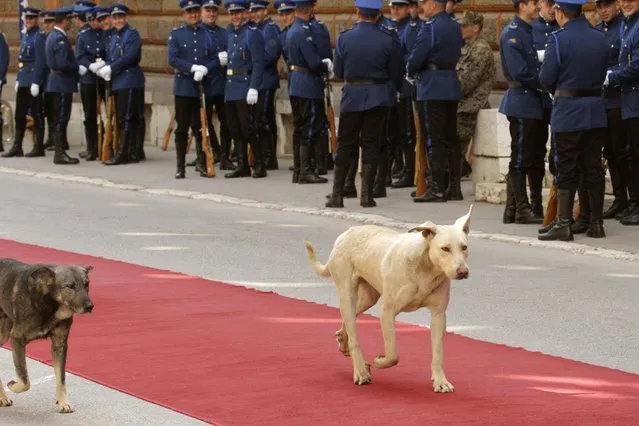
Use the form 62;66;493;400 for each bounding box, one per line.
14;87;44;131
174;95;202;140
457;111;478;156
225;99;260;168
422;99;458;160
334;106;387;168
535;106;552;174
205;94;231;157
256;88;277;163
80;82;106;151
507;116;540;176
624;117;639;192
554;128;605;192
603;108;628;170
290;96;324;150
49;92;73;135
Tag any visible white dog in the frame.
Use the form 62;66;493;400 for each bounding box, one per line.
304;205;472;392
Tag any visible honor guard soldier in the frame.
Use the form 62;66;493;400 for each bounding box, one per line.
607;0;639;225
0;31;8;152
538;0;608;240
406;0;464;203
325;0;403;208
75;6;106;161
168;0;221;179
275;0;295;57
592;0;629;221
40;10;57;152
284;0;331;184
497;0;544;224
96;6;114;43
220;0;267;178
249;0;282;171
3;7;47;159
530;0;560;219
44;6;81;165
200;0;233;170
96;4;146;165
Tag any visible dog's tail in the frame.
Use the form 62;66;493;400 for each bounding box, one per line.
304;240;331;278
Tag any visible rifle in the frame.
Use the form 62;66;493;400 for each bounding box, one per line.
411;95;428;197
162;110;176;151
96;83;105;157
542;183;557;226
324;74;338;156
198;83;216;177
101;81;113;163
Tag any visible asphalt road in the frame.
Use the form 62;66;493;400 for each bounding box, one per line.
0;173;637;423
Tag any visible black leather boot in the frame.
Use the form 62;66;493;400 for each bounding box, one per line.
299;144;327;184
528;169;545;219
105;127;130;166
360;163;377;208
315;136;327;175
503;177;516;224
603;167;628;219
373;150;389;198
446;151;463;201
343;156;358;197
587;179;606;237
25;126;46;157
225;138;251;178
136;119;146;162
413;154;446;203
251;139;267;178
538;188;574;241
571;181;590;234
391;145;415;188
174;133;187;179
82;122;99;161
2;127;25;158
52;131;79;165
325;163;348;208
391;149;404;179
620;168;639;225
511;172;542;224
292;138;301;183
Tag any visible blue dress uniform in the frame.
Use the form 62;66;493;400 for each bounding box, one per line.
75;6;106;161
538;5;608;241
2;7;47;159
325;0;403;209
222;0;267;178
168;0;221;179
284;0;331;184
97;4;146;165
595;5;630;220
0;31;9;152
530;9;560;218
249;0;282;171
275;0;295;60
608;5;639;225
406;0;463;203
39;10;57;152
497;9;544;224
200;0;232;170
44;6;81;165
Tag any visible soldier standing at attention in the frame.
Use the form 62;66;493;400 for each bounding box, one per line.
325;0;403;208
168;0;221;179
538;0;608;240
44;6;81;165
200;0;233;170
3;7;47;159
220;0;267;178
607;0;639;225
498;0;544;224
76;6;106;161
40;10;56;152
96;4;146;165
0;30;8;152
530;0;559;220
406;0;464;203
284;0;331;184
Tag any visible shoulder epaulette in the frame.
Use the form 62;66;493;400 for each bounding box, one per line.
508;21;518;29
551;27;564;35
379;25;396;35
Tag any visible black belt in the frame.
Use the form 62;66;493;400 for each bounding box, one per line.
508;81;522;88
289;65;309;73
426;63;456;71
344;79;389;85
50;70;63;75
226;69;251;76
554;89;602;98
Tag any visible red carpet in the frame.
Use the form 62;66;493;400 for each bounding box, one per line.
1;239;638;425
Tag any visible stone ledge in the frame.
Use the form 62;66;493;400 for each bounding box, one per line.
476;182;615;207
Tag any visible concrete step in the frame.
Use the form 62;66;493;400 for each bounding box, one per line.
475;182;615;206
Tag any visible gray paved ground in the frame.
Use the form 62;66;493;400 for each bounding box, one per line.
0;146;637;256
0;171;637;424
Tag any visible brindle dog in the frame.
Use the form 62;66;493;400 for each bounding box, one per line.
0;259;94;413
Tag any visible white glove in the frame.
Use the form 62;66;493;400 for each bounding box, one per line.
79;65;88;76
536;50;545;63
89;60;106;73
30;84;39;97
604;70;613;87
195;65;208;76
321;58;333;75
194;71;204;82
14;81;18;92
405;75;416;86
246;88;258;105
218;51;228;66
190;64;199;73
98;65;112;81
397;92;401;102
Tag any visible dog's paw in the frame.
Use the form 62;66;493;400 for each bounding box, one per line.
7;380;30;393
373;354;399;369
56;400;74;414
0;396;13;407
353;363;372;385
334;329;350;357
432;376;454;393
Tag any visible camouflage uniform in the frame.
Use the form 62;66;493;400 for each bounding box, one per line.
456;12;496;157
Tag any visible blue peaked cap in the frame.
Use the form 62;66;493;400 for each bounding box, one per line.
180;0;202;10
555;0;587;12
225;0;248;11
355;0;382;15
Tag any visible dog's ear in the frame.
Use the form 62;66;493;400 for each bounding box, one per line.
29;266;56;294
83;266;94;275
408;221;438;240
454;204;473;235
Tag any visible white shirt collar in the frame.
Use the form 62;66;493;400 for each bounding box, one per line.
54;26;67;36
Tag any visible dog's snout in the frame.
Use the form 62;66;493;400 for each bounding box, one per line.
83;301;94;313
456;266;469;280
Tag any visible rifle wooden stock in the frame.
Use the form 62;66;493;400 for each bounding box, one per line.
412;99;428;197
112;91;120;153
465;137;474;166
101;84;113;163
187;131;193;152
543;183;557;225
162;110;176;151
97;86;104;157
324;76;338;155
199;84;216;177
